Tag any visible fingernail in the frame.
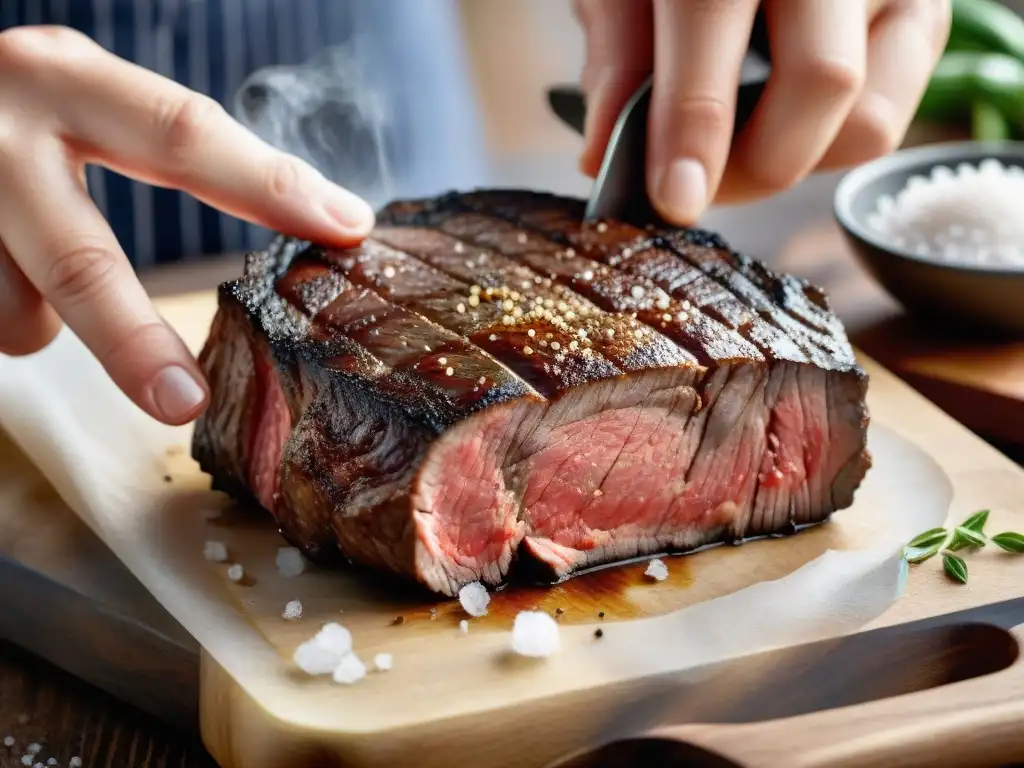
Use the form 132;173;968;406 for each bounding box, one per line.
654;158;708;224
150;365;206;423
324;186;375;233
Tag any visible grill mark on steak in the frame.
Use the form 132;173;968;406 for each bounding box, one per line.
195;189;872;597
374;214;762;369
419;190;855;370
364;227;701;372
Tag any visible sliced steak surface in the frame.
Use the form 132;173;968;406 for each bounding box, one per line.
192;190;871;596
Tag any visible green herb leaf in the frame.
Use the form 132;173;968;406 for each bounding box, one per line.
991;532;1024;553
948;526;988;552
907;527;949;549
903;543;943;564
943;552;969;584
960;510;991;534
907;526;949;547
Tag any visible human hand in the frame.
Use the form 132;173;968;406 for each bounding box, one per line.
574;0;952;224
0;27;375;425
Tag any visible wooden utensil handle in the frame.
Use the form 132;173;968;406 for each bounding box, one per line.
559;626;1024;768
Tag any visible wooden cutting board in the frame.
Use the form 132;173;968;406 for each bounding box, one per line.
855;317;1024;450
3;289;1024;768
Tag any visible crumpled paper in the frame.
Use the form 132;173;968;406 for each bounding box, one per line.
0;326;952;731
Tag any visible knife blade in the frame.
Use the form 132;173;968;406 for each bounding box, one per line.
545;596;1024;768
547;9;773;223
549;73;770;223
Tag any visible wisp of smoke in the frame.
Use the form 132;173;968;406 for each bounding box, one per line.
233;37;396;210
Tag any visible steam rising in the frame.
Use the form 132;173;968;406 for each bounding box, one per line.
234;39;396;210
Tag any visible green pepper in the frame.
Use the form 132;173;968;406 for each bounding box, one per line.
917;51;1024;131
951;0;1024;62
972;100;1012;140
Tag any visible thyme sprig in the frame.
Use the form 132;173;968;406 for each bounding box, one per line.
902;510;1023;585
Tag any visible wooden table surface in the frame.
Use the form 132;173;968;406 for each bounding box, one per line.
7;127;1024;768
0;641;215;768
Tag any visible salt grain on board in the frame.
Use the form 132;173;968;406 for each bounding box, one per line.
867;159;1024;267
332;653;367;685
511;611;560;657
202;540;228;563
3;736;13;747
70;760;82;768
47;760;57;766
293;623;353;675
26;744;40;755
373;653;393;672
227;563;244;582
459;619;469;635
645;558;669;581
458;581;490;617
282;600;303;621
20;756;31;766
276;547;306;577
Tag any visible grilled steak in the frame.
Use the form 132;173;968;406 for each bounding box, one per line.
192;190;871;596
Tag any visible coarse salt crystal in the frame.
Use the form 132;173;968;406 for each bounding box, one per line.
227;564;245;582
3;736;12;747
26;744;40;755
645;558;669;581
70;760;82;768
20;756;31;767
332;653;367;685
47;760;57;766
458;581;491;617
869;159;1024;268
282;600;303;621
203;541;228;563
373;653;393;672
32;762;42;768
511;611;560;658
459;619;469;634
276;546;305;577
293;623;353;675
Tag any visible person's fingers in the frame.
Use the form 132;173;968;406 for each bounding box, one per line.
0;26;374;248
0;135;208;425
647;0;761;225
574;0;654;177
718;0;869;204
817;0;952;170
0;239;62;356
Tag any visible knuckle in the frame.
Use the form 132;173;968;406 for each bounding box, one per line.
665;93;733;137
44;242;121;304
746;163;802;196
847;105;900;161
155;93;225;164
805;57;864;99
0;26;91;74
262;155;307;200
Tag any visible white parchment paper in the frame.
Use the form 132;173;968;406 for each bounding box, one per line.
0;327;952;732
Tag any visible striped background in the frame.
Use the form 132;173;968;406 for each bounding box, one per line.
1;0;487;268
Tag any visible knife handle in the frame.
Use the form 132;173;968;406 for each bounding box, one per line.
550;624;1024;768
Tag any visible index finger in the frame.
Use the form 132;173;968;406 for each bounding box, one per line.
647;0;760;224
42;31;375;246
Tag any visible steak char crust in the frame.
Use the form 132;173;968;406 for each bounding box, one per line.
192;190;871;596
